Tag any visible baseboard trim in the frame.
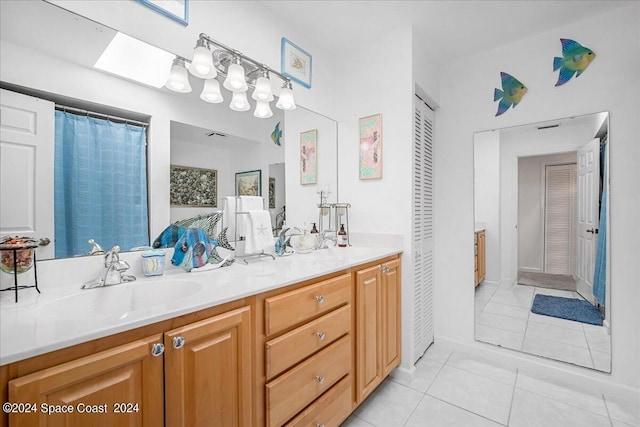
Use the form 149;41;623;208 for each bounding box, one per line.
389;364;417;384
434;335;638;398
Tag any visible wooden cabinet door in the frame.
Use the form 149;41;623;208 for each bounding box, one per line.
164;306;252;427
381;258;401;377
8;334;164;427
478;231;486;283
355;265;382;402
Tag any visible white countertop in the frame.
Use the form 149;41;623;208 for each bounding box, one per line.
0;245;401;365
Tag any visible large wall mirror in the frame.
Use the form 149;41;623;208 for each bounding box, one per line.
0;0;337;260
473;112;611;372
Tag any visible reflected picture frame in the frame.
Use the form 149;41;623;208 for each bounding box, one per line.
236;170;262;196
135;0;189;26
281;38;312;88
300;129;318;185
359;114;383;180
170;165;217;207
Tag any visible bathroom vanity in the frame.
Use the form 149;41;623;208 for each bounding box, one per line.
0;246;401;427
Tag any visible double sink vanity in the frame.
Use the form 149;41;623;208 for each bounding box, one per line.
0;245;402;427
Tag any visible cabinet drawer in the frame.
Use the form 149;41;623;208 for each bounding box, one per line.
265;273;351;336
266;305;351;379
284;375;352;427
266;336;351;427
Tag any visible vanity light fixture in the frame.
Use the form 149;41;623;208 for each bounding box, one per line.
200;78;223;103
165;32;296;117
165;58;192;93
254;100;274;118
276;81;297;110
189;36;217;79
230;90;251;111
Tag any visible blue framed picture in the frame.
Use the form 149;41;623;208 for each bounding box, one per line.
136;0;189;26
281;38;312;88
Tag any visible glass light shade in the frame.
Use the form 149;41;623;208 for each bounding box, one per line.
189;45;217;79
223;63;248;92
253;100;273;118
275;86;296;110
200;78;223;103
229;91;251;111
252;76;274;101
165;61;192;93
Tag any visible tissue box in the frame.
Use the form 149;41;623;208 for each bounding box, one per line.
141;250;166;276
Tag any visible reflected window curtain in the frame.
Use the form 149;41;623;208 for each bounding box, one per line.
54;111;149;258
593;138;608;306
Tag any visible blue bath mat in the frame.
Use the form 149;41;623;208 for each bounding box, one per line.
531;294;603;326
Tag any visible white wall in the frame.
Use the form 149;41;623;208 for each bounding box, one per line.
435;4;640;390
518;151;576;273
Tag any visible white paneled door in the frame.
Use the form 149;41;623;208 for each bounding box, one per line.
0;89;55;258
576;138;600;305
412;95;434;362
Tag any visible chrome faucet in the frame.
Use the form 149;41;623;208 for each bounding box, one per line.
317;230;337;249
81;246;136;289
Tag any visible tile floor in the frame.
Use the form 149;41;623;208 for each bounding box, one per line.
340;343;639;427
474;281;611;371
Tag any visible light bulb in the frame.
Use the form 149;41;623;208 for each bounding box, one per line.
189;40;217;79
253;100;273;118
200;78;223;103
230;91;250;111
223;61;248;92
275;82;296;110
252;75;274;101
165;58;192;93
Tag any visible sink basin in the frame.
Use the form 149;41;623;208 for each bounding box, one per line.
35;280;203;323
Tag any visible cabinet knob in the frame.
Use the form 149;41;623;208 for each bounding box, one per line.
381;266;390;273
315;295;325;303
173;336;185;349
317;424;325;427
151;343;165;357
316;332;325;340
315;375;325;384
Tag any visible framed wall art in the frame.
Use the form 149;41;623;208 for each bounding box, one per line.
300;129;318;185
281;37;312;88
170;165;217;206
236;169;262;196
136;0;189;26
359;114;383;180
269;177;276;209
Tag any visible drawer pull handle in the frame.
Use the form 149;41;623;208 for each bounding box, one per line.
151;343;164;357
173;336;185;349
317;424;325;427
315;375;325;384
316;332;325;340
315;295;325;303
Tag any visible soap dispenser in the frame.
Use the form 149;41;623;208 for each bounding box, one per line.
338;224;348;247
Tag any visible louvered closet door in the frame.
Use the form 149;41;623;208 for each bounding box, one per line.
544;164;577;275
412;95;434;363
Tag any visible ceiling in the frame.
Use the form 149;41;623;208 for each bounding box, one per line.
260;1;632;66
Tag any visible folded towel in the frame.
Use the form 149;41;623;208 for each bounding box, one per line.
243;210;274;254
239;196;264;211
222;197;237;240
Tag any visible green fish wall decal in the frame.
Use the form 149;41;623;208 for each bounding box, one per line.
494;72;528;116
553;38;596;86
271;122;282;146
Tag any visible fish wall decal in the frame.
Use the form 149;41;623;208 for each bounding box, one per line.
271;122;282;146
494;72;528;116
553;38;596;86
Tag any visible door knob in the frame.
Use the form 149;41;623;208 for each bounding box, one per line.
38;237;51;246
586;228;599;234
151;343;165;357
173;336;185;349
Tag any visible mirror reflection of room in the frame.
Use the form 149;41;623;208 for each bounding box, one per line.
474;112;610;372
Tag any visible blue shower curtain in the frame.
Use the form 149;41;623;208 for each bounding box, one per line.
593;140;608;306
54;111;149;258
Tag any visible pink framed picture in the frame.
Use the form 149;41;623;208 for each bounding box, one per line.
359;114;382;179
